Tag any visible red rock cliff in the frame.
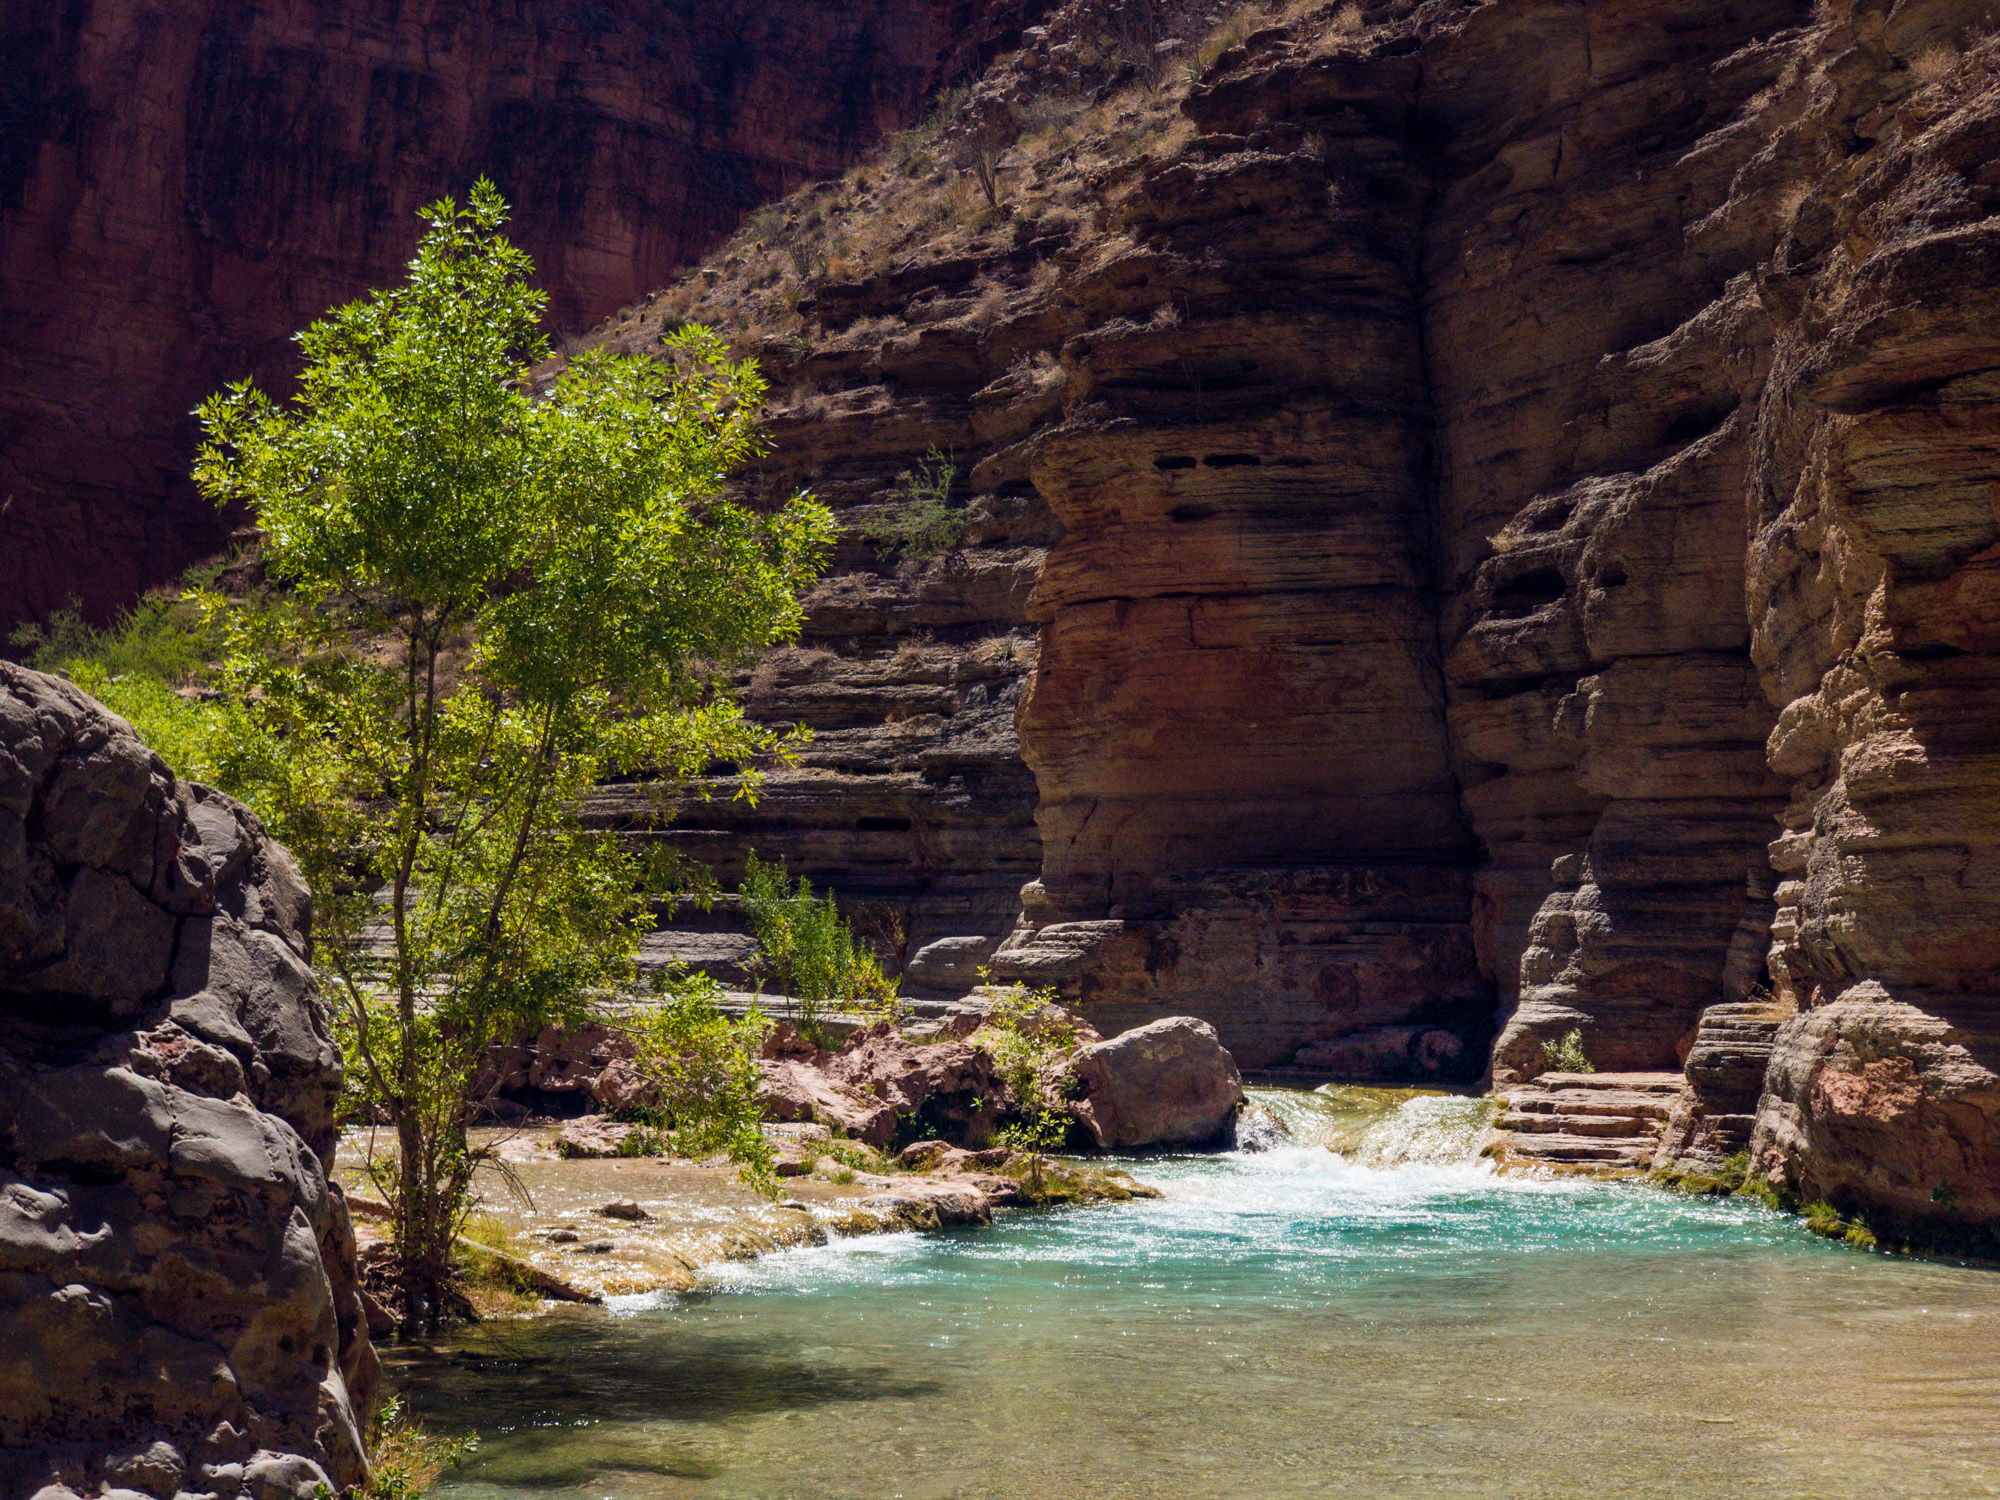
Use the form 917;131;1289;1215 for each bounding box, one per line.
603;0;2000;1230
0;0;1042;629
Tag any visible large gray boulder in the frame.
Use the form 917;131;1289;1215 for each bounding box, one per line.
0;663;377;1499
1066;1016;1243;1150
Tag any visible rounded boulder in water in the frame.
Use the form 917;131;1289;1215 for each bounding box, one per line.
1064;1017;1244;1150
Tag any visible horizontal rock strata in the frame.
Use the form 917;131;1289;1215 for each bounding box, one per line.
598;2;2000;1231
0;664;375;1499
26;0;1998;1232
1652;1001;1787;1172
1493;1071;1683;1171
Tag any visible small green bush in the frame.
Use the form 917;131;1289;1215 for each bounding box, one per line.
335;1396;475;1499
859;449;963;561
625;965;775;1192
975;984;1081;1151
8;576;275;790
1541;1027;1594;1074
739;853;899;1044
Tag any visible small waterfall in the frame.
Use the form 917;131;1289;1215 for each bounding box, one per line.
1242;1085;1498;1167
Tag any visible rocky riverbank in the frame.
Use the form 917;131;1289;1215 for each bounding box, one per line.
0;664;375;1499
343;1124;1160;1311
490;999;1247;1156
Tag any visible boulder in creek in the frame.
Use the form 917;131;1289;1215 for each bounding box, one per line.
557;1117;644;1158
1062;1017;1244;1150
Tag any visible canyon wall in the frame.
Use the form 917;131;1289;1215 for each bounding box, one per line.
0;663;375;1498
1740;4;2000;1225
0;0;1043;631
8;0;1991;1232
608;0;2000;1223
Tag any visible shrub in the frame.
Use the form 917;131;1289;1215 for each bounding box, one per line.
739;853;900;1043
625;965;776;1192
1541;1027;1594;1074
345;1396;475;1499
974;984;1081;1151
859;448;963;561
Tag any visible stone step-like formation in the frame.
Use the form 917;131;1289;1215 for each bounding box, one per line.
1491;1071;1685;1170
1653;1001;1789;1172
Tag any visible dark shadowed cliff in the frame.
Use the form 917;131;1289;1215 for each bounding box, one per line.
0;0;1045;629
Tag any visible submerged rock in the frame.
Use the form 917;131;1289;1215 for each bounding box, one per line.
1063;1017;1244;1150
1235;1106;1294;1154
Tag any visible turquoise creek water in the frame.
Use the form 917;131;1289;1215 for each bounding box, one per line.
399;1087;2000;1499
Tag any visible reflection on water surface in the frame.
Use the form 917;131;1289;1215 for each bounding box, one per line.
397;1087;2000;1499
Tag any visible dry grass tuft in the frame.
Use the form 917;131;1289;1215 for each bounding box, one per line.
1911;43;1960;82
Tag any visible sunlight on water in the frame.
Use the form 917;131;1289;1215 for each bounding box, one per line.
1247;1083;1500;1165
399;1088;2000;1500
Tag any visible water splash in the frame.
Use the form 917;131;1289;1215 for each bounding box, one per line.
1243;1084;1498;1167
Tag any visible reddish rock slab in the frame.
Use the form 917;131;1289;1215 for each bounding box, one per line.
1064;1016;1243;1151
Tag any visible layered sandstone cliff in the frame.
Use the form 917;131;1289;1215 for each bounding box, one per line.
0;664;375;1498
13;0;1988;1239
596;0;2000;1228
0;0;1044;631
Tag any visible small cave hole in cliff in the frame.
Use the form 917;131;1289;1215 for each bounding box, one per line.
1490;566;1568;617
1659;400;1736;447
1154;455;1198;471
1594;562;1631;590
1526;503;1574;534
1202;453;1263;468
1169;504;1217;523
1894;642;1966;661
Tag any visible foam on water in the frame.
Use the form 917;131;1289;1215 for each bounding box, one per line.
405;1086;2000;1500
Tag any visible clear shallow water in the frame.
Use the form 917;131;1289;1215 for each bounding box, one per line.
400;1089;2000;1499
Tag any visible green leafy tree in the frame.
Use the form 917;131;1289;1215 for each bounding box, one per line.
187;180;834;1326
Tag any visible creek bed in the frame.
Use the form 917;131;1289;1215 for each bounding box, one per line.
389;1087;2000;1499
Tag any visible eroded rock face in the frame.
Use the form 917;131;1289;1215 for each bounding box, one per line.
0;664;376;1498
1738;3;2000;1221
1653;1002;1787;1173
0;0;1047;630
597;2;2000;1198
